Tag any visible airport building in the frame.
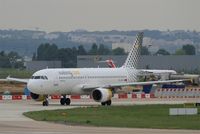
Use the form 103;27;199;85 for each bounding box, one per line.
77;55;200;72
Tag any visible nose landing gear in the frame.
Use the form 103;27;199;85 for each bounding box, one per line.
42;96;49;106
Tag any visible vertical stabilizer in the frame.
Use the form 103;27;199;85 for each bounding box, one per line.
123;32;143;82
123;32;143;69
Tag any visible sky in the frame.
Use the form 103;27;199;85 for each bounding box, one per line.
0;0;200;32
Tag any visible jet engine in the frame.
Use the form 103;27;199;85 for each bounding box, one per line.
92;88;112;102
30;92;45;101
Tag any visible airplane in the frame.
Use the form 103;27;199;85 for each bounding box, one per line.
7;32;189;106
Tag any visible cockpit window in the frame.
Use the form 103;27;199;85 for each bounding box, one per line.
34;76;41;79
31;76;48;80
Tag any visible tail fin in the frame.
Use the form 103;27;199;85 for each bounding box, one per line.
123;32;143;69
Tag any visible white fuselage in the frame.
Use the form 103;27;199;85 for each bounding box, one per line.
27;68;135;95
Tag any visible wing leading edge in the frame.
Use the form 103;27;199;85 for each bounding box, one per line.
7;76;29;83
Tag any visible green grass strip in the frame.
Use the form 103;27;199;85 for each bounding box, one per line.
24;105;200;129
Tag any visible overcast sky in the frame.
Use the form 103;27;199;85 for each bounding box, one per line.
0;0;199;32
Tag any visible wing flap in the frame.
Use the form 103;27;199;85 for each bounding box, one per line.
107;79;190;87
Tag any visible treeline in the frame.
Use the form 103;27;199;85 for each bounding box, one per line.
0;43;196;69
142;44;196;55
34;43;196;67
0;51;24;68
33;43;126;67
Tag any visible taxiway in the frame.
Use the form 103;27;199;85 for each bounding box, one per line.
0;99;200;134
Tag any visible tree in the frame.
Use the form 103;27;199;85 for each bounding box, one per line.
77;45;87;55
72;47;77;67
175;49;186;55
174;44;196;55
37;43;58;60
37;43;47;60
155;49;170;55
98;44;105;55
0;51;23;68
182;44;195;55
8;51;20;68
112;47;126;55
89;43;98;55
32;53;37;61
141;46;150;55
0;51;5;56
57;48;76;68
98;44;111;55
0;52;11;68
36;43;79;68
7;51;24;68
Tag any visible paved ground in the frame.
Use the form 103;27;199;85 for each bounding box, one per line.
0;99;200;134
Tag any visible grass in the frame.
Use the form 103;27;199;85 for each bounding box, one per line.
0;68;33;78
24;105;200;129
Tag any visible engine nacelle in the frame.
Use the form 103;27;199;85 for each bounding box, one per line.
30;92;45;101
92;88;112;102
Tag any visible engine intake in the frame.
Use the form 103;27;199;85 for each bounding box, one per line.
30;92;45;101
92;88;112;102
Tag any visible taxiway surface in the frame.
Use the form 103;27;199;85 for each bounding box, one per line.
0;99;200;134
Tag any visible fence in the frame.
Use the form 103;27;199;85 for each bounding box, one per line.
155;88;200;98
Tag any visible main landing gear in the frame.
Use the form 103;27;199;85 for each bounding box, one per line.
60;95;71;105
42;95;71;106
101;100;112;106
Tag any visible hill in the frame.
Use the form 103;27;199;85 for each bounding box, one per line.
0;29;200;56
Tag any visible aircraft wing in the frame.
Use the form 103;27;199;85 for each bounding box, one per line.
6;76;29;83
82;79;190;90
105;79;190;87
139;69;177;75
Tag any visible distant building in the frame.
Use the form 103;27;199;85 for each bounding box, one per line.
77;55;200;72
26;61;61;71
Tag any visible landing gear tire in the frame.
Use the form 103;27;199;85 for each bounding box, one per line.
60;97;71;106
60;98;66;105
101;100;112;106
42;96;49;106
106;100;111;106
101;102;106;106
65;98;71;105
43;100;49;106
